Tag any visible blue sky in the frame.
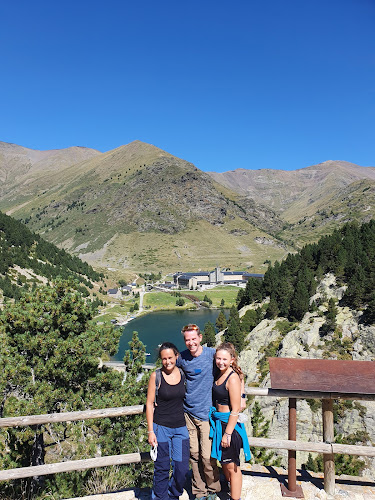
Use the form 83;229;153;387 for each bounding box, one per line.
1;0;374;172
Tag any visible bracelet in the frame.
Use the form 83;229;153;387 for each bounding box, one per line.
224;432;232;437
241;394;246;398
147;430;154;434
230;412;239;416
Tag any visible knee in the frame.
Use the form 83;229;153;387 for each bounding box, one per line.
201;447;213;462
201;455;216;470
226;463;238;476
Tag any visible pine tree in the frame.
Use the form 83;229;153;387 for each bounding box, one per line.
215;310;227;331
0;281;151;498
240;307;263;333
289;281;310;321
202;321;216;347
124;330;146;376
225;305;245;352
320;297;338;336
266;296;279;319
237;278;262;309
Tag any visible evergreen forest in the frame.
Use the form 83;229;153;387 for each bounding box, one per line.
0;211;104;300
237;220;375;323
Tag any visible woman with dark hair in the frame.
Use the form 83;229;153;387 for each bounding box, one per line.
146;342;190;500
209;342;251;500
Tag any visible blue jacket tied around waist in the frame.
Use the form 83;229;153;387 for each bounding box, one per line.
209;407;251;461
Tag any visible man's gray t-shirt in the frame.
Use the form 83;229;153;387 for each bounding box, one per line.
177;346;216;421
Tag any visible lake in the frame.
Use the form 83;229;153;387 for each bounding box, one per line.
112;309;224;363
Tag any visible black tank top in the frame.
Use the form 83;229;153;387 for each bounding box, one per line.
212;371;234;406
154;372;186;428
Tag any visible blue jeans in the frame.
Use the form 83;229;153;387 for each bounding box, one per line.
152;423;190;500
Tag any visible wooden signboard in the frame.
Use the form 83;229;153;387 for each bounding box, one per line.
269;357;375;394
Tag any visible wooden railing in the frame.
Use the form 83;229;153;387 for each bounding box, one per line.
246;387;375;497
1;390;375;496
0;405;146;481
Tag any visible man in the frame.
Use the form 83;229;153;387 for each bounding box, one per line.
176;324;220;500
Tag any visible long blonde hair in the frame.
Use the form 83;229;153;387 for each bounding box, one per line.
216;342;243;380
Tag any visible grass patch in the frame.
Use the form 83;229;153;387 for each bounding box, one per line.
143;291;195;310
182;287;239;307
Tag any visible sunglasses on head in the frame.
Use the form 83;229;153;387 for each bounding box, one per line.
181;324;200;333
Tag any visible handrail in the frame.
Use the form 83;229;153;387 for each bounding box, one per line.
0;405;144;428
0;453;149;481
245;386;375;497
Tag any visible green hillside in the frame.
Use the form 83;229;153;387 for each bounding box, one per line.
2;140;375;274
0;211;103;300
279;180;375;247
0;141;290;273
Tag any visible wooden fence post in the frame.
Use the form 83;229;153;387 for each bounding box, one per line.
322;398;335;495
280;398;304;498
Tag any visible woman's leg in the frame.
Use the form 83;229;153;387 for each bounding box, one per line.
152;424;172;500
222;462;242;500
168;425;190;499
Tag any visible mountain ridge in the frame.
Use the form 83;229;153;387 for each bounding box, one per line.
208;160;375;213
0;140;287;272
1;139;375;272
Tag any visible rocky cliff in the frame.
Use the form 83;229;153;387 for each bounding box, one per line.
239;274;375;478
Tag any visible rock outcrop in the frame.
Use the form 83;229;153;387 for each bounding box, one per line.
239;274;375;477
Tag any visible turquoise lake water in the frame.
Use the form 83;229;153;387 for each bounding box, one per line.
112;309;224;363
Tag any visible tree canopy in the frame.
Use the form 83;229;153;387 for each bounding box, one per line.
0;211;104;300
0;280;150;499
237;220;375;323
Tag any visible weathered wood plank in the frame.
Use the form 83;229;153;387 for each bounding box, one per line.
332;443;375;457
0;405;145;429
244;387;375;401
2;438;375;482
0;452;150;481
269;358;375;394
247;437;332;454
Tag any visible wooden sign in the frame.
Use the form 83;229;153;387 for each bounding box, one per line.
269;358;375;394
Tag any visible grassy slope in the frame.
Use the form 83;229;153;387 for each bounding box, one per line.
280;180;375;248
98;287;238;323
78;218;288;273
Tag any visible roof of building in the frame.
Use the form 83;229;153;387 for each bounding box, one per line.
177;272;209;278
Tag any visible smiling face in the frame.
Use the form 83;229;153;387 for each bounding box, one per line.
160;348;178;373
215;349;233;372
183;330;203;357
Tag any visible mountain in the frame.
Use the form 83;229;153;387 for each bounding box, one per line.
2;140;375;272
208;161;375;213
0;141;101;198
0;141;287;272
208;160;375;247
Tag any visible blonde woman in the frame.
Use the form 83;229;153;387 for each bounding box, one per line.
209;342;251;500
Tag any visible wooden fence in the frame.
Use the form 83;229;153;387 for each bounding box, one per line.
1;389;375;496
